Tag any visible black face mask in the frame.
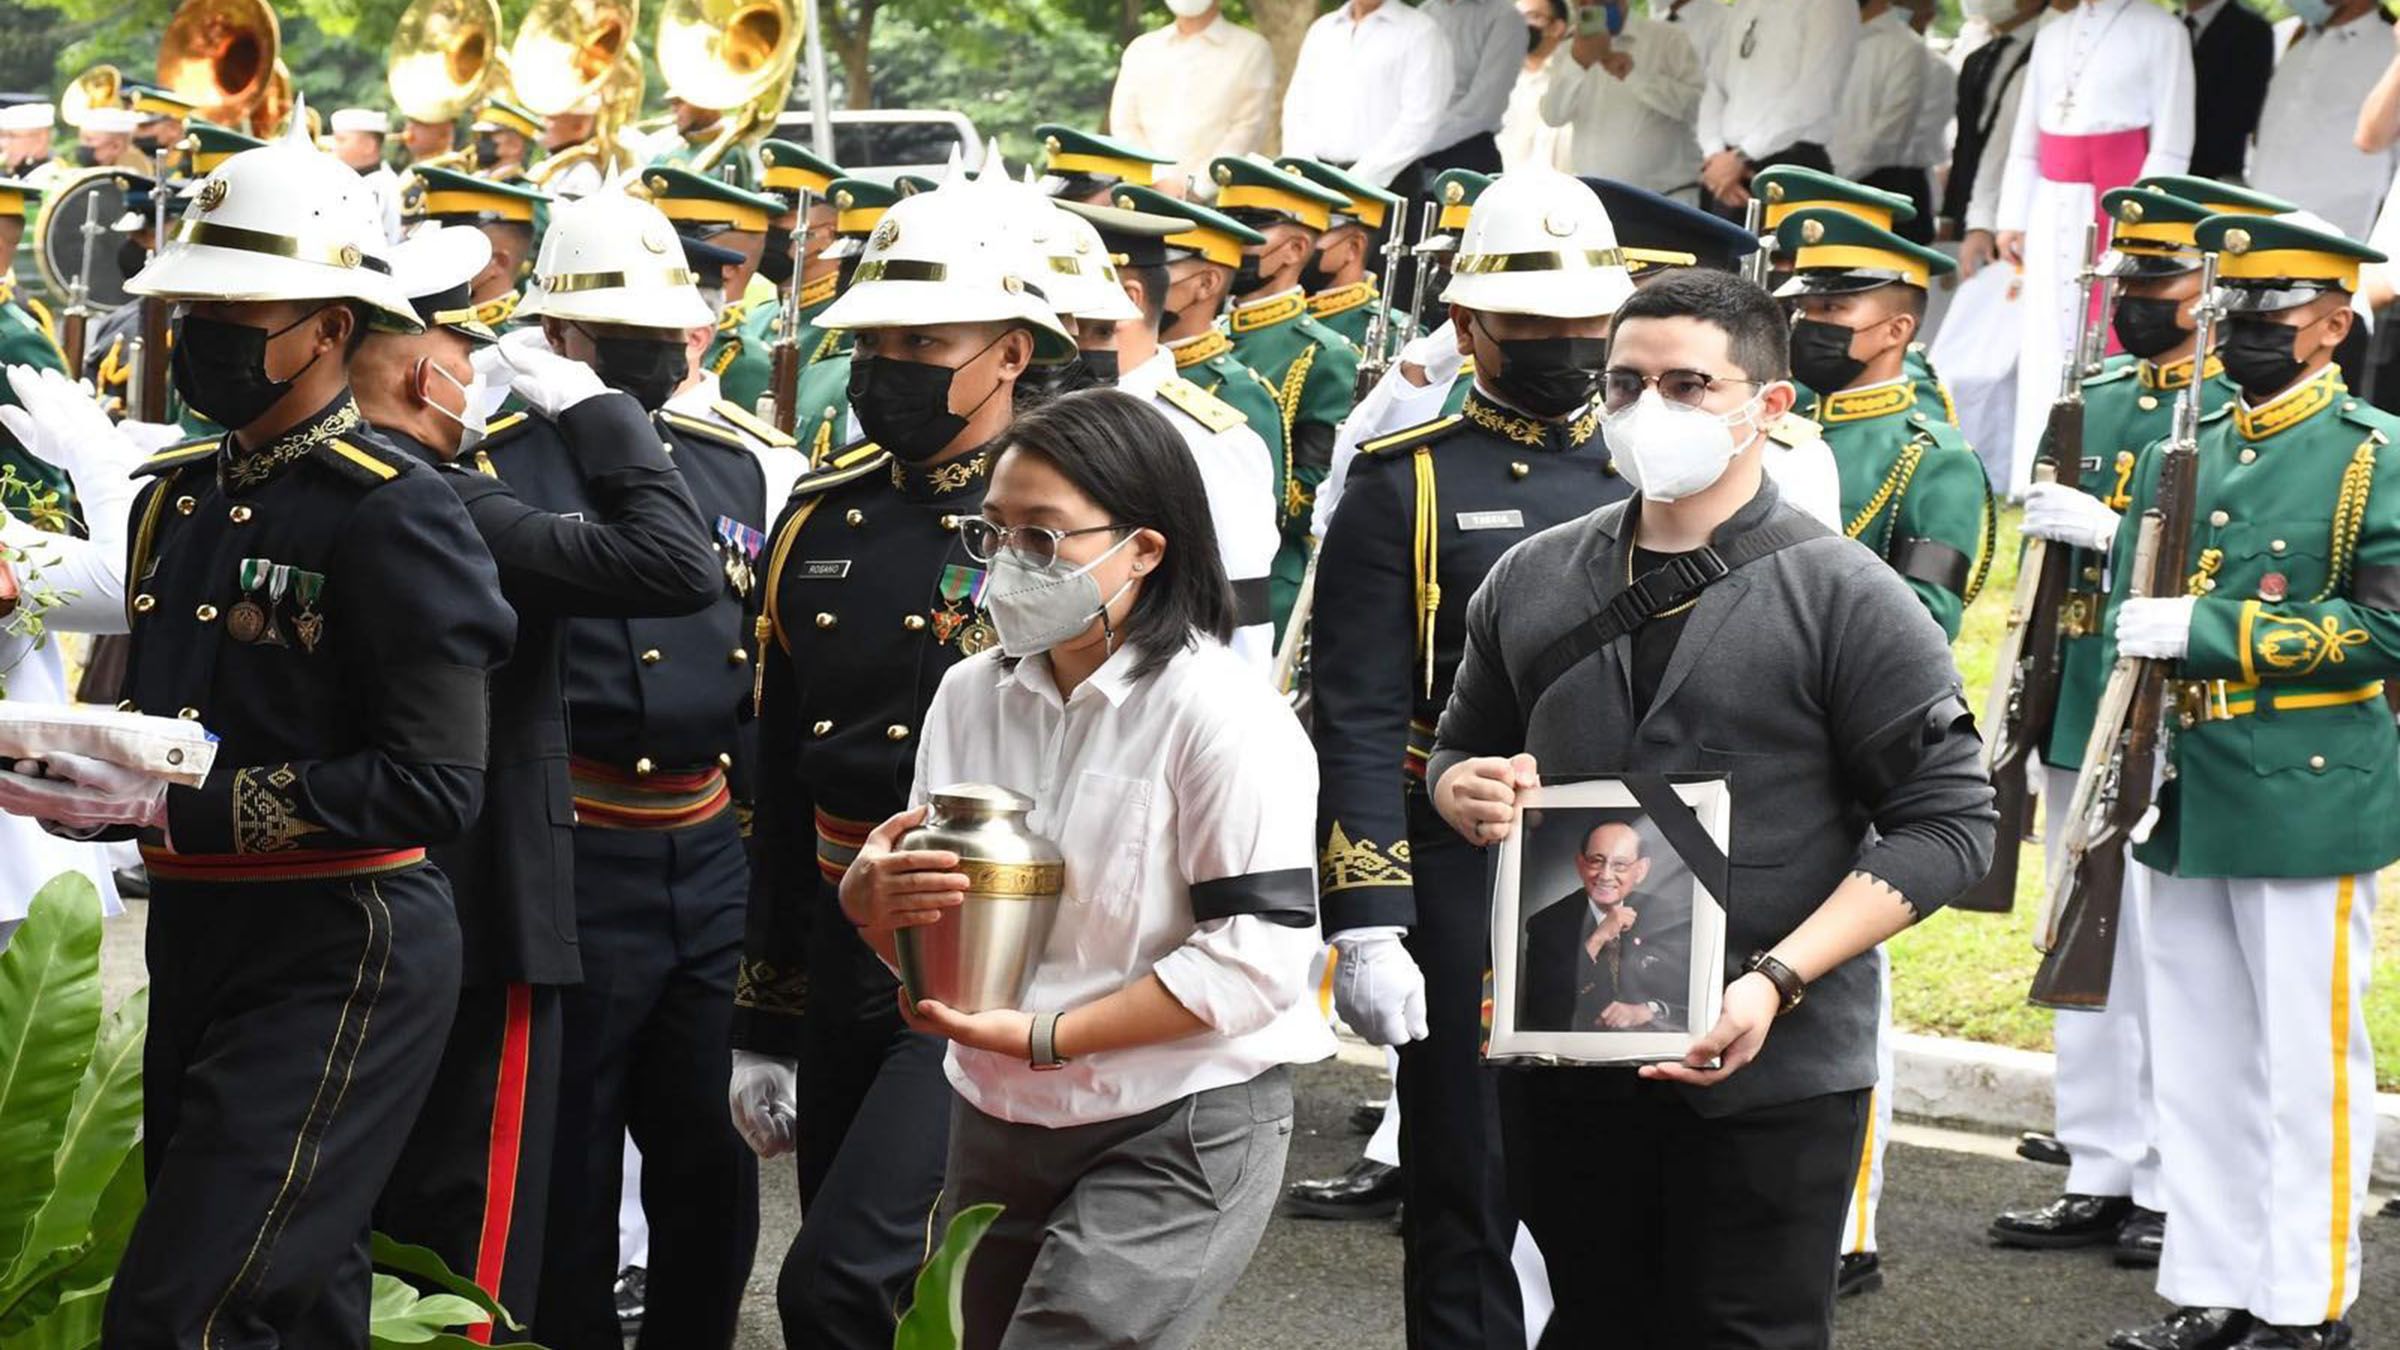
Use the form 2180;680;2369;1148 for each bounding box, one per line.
1478;317;1606;419
474;134;501;169
847;335;1007;462
1231;253;1268;299
573;330;687;411
171;308;328;430
114;237;147;279
758;225;795;287
2111;296;2189;361
2219;316;2309;401
1075;347;1120;384
1789;317;1867;393
1526;22;1547;53
132;134;165;157
72;144;98;168
1299;247;1335;294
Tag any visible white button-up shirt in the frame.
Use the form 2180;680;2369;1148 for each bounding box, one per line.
916;641;1334;1127
1694;0;1861;160
1280;0;1455;191
1107;14;1278;185
1422;0;1526;155
1832;8;1928;178
1117;348;1279;672
1539;17;1706;192
2248;12;2400;243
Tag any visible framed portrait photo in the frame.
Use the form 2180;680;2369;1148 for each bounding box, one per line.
1485;774;1731;1067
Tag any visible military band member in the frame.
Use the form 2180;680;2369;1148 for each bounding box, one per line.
2096;211;2397;1350
399;114;458;171
728;172;1070;1349
471;99;542;182
645;95;759;189
1275;155;1406;352
0;99;57;183
0;127;518;1348
124;83;195;160
1988;181;2261;1273
358;224;721;1336
491;191;769;1350
643;165;785;421
528;94;606;200
1754;166;1957;426
1312;168;1634;1350
788;176;900;465
86;174;167;417
1037;121;1177;204
331;108;406;241
404;166;547;332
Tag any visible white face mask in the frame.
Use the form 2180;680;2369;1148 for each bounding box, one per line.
1960;0;2017;19
1601;388;1767;503
1164;0;1216;16
987;530;1139;659
426;357;490;457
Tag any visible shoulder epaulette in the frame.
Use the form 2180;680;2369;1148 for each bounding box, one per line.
2085;360;2137;387
315;435;410;486
479;410;535;446
713;398;798;449
1155;376;1247;435
2338;394;2396;437
707;341;741;378
1766;412;1823;448
2200;402;2236;423
133;435;219;477
1296;313;1359;357
658;409;750;452
1358;413;1463;458
792;440;889;497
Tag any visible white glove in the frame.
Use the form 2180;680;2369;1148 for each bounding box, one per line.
727;1049;799;1159
0;750;169;832
1396;320;1464;389
0;366;146;495
117;421;191;456
2115;596;2196;660
1331;928;1429;1046
496;328;610;418
2020;481;2122;553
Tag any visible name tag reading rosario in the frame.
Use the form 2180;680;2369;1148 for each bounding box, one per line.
1485;775;1731;1068
1456;509;1524;532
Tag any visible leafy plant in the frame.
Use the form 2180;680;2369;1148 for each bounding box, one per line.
367;1233;535;1350
0;873;145;1350
892;1202;1001;1350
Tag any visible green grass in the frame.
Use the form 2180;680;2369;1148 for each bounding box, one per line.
1893;508;2400;1091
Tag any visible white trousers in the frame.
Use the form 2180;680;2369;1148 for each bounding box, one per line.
1840;946;1894;1256
2144;867;2377;1325
2044;764;2161;1205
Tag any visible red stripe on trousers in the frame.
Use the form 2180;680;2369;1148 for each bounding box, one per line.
469;982;535;1344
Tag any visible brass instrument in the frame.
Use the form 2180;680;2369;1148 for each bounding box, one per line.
59;66;123;132
158;0;281;132
509;0;636;118
390;0;503;127
254;59;294;138
656;0;799;173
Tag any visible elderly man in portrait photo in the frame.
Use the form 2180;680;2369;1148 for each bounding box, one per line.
1522;819;1690;1034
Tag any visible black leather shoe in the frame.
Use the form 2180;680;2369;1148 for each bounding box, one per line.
2018;1130;2070;1166
613;1264;646;1331
2108;1307;2252;1350
112;866;149;900
1835;1252;1882;1298
1348;1097;1386;1136
2231;1322;2353;1349
1284;1159;1402;1220
2114;1205;2165;1267
1990;1193;2133;1248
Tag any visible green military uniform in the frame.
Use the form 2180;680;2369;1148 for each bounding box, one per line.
1276;156;1407;356
642;166;786;413
1167;328;1288;479
469;101;542;186
783;177;903;465
1777;207;1995;641
1036;123;1174;202
1903;345;1956;426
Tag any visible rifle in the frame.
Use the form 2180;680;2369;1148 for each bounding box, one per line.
1963;224;2105;913
1271;537;1317;701
1741;196;1770;289
765;186;811;433
57;185;102;376
2030;252;2218;1010
1352;202;1411;402
1405;200;1442;341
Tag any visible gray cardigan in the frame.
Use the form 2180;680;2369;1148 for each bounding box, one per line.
1430;479;1997;1117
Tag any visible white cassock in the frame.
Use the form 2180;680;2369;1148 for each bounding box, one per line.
1118;349;1278;673
1994;0;2193;496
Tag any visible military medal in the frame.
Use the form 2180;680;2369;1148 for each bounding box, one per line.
956;619;996;656
932;564;988;649
258;564;292;647
717;516;764;598
291;571;325;653
228;558;270;644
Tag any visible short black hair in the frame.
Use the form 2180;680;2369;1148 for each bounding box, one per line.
997;388;1235;679
1125;262;1169;323
1611;269;1790;382
1543;0;1570;22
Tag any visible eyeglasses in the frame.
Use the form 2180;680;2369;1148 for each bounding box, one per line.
959;517;1131;567
1577;855;1642;874
1600;367;1761;413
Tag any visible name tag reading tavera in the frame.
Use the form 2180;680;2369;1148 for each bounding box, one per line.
800;560;852;579
1457;509;1525;532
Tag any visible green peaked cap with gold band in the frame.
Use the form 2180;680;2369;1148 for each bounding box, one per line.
1036;123;1173;188
2195;211;2387;313
1208;154;1351;232
2134;175;2295;217
1771;205;1956;296
406;164;548;227
637;164;786;234
1273;156;1403;231
186;121;266;176
1112;183;1267;269
758;138;841;206
472;99;542;139
1751;164;1917;231
1428;168;1493;239
821;176;903;261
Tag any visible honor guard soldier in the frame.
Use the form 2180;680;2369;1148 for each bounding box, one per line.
788;176;900;464
666;233;806;506
0;175;68;499
356;224;721;1332
182;121;265;178
123;83;196;155
757;138;843;361
729;170;1070;1349
1209;154;1361;634
2097;212;2400;1350
471;99;541;182
2;121;518;1347
1110;184;1290;490
1308;168;1633;1350
1045;194;1280;669
1274;155;1407;351
402;166;548;332
646;96;760;190
1773;203;1992;1300
491;190;770;1350
642;165;787;418
1988;180;2265;1272
1754;166;1958;426
1036;121;1176;204
86;173;172;418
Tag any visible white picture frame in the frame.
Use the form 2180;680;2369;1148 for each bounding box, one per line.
1485;775;1732;1067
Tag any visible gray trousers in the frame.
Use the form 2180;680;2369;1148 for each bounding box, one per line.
941;1065;1295;1350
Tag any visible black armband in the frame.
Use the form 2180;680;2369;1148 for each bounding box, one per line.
1190;867;1317;928
1893;538;1972;597
1847;694;1977;806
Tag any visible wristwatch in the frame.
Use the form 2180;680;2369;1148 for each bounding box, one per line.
1743;951;1807;1015
1028;1010;1071;1071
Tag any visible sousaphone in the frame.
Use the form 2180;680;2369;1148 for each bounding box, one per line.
157;0;281;132
656;0;798;172
509;0;636;118
390;0;502;127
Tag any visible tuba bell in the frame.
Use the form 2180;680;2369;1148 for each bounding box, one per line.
655;0;798;172
157;0;281;132
508;0;636;119
390;0;501;128
59;66;122;131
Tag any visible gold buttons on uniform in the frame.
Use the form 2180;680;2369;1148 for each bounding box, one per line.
718;752;734;768
116;700;134;712
939;514;960;531
2208;510;2229;528
174;495;196;515
729;648;749;664
815;612;837;629
2310;754;2328;771
133;594;155;613
2239;448;2258;464
903;614;927;632
229;505;253;523
885;724;911;742
845;509;865;527
2083;566;2103;583
811;720;833;737
195;604;218;622
640;648;663;665
635;757;656;775
177;707;199;720
1510;462;1529;479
